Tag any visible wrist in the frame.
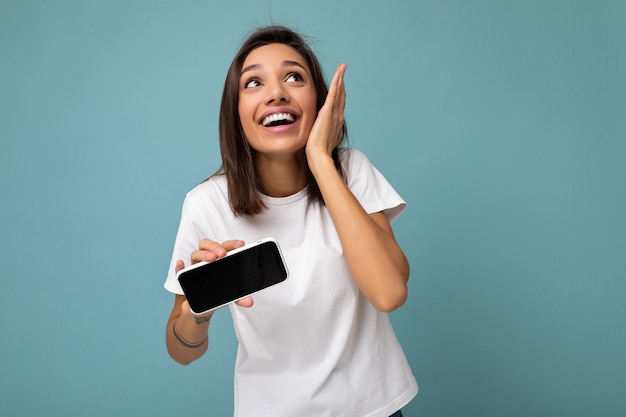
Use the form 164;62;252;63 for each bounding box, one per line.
172;317;207;349
306;150;335;176
181;310;213;327
193;313;212;324
180;300;214;323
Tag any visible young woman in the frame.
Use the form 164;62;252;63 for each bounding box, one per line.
164;25;418;417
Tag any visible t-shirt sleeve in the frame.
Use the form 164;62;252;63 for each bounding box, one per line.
343;148;407;223
163;194;218;294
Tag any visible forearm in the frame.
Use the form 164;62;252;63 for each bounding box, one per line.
166;298;212;365
309;154;410;311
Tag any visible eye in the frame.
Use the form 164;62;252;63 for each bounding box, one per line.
243;78;261;89
285;72;304;83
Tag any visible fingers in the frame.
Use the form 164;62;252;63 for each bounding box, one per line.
306;63;348;157
336;64;347;112
328;63;347;112
222;239;246;251
191;239;246;264
191;239;223;264
235;296;254;308
185;239;253;311
330;63;347;89
324;63;347;138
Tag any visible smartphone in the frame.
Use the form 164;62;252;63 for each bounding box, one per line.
177;238;288;315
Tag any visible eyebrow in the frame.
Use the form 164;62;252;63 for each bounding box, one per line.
241;60;307;76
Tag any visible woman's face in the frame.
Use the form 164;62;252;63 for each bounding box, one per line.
238;43;318;157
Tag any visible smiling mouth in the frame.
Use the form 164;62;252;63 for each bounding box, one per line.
261;112;296;127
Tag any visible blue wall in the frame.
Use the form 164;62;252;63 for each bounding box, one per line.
1;1;625;416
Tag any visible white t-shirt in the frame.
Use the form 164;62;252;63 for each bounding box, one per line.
165;148;418;417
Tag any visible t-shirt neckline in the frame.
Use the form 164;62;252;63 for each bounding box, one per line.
260;186;309;206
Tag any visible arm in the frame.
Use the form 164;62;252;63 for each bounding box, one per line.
306;65;410;312
166;261;212;365
166;295;212;365
165;240;252;365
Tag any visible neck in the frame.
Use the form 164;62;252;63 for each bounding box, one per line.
254;151;308;197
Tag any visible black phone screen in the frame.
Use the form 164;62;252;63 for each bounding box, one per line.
178;240;288;313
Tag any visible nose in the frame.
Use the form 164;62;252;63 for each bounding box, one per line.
266;81;289;104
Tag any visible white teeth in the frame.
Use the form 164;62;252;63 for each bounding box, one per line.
261;112;295;127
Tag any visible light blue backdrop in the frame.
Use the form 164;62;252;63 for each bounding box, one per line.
1;0;625;416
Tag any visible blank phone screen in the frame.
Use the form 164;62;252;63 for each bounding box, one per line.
178;241;288;313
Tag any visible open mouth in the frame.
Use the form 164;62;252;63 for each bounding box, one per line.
261;112;297;127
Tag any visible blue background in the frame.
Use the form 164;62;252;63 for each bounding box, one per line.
1;1;625;416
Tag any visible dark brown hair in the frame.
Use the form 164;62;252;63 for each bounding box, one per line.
215;25;348;217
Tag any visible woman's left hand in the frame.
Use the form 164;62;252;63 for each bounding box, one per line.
305;63;347;163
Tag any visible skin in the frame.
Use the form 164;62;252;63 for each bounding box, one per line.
166;44;410;365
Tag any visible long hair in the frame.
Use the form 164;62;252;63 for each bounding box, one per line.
216;25;348;217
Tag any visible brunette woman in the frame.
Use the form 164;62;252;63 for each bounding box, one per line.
164;25;418;417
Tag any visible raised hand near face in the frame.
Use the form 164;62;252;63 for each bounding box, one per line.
305;63;347;164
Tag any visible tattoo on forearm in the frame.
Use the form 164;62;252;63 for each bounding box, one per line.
194;315;211;324
172;318;207;349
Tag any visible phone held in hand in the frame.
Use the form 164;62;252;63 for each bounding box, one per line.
176;238;289;315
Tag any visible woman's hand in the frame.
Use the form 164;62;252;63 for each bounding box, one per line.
191;238;245;264
167;239;255;365
300;63;410;312
182;239;254;309
305;63;347;165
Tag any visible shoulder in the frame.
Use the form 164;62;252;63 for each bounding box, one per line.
339;147;368;164
338;147;375;176
338;147;384;181
338;147;407;221
185;174;228;201
180;174;230;215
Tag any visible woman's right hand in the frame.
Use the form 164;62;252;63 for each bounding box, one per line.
188;239;254;308
191;238;244;263
167;239;253;364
